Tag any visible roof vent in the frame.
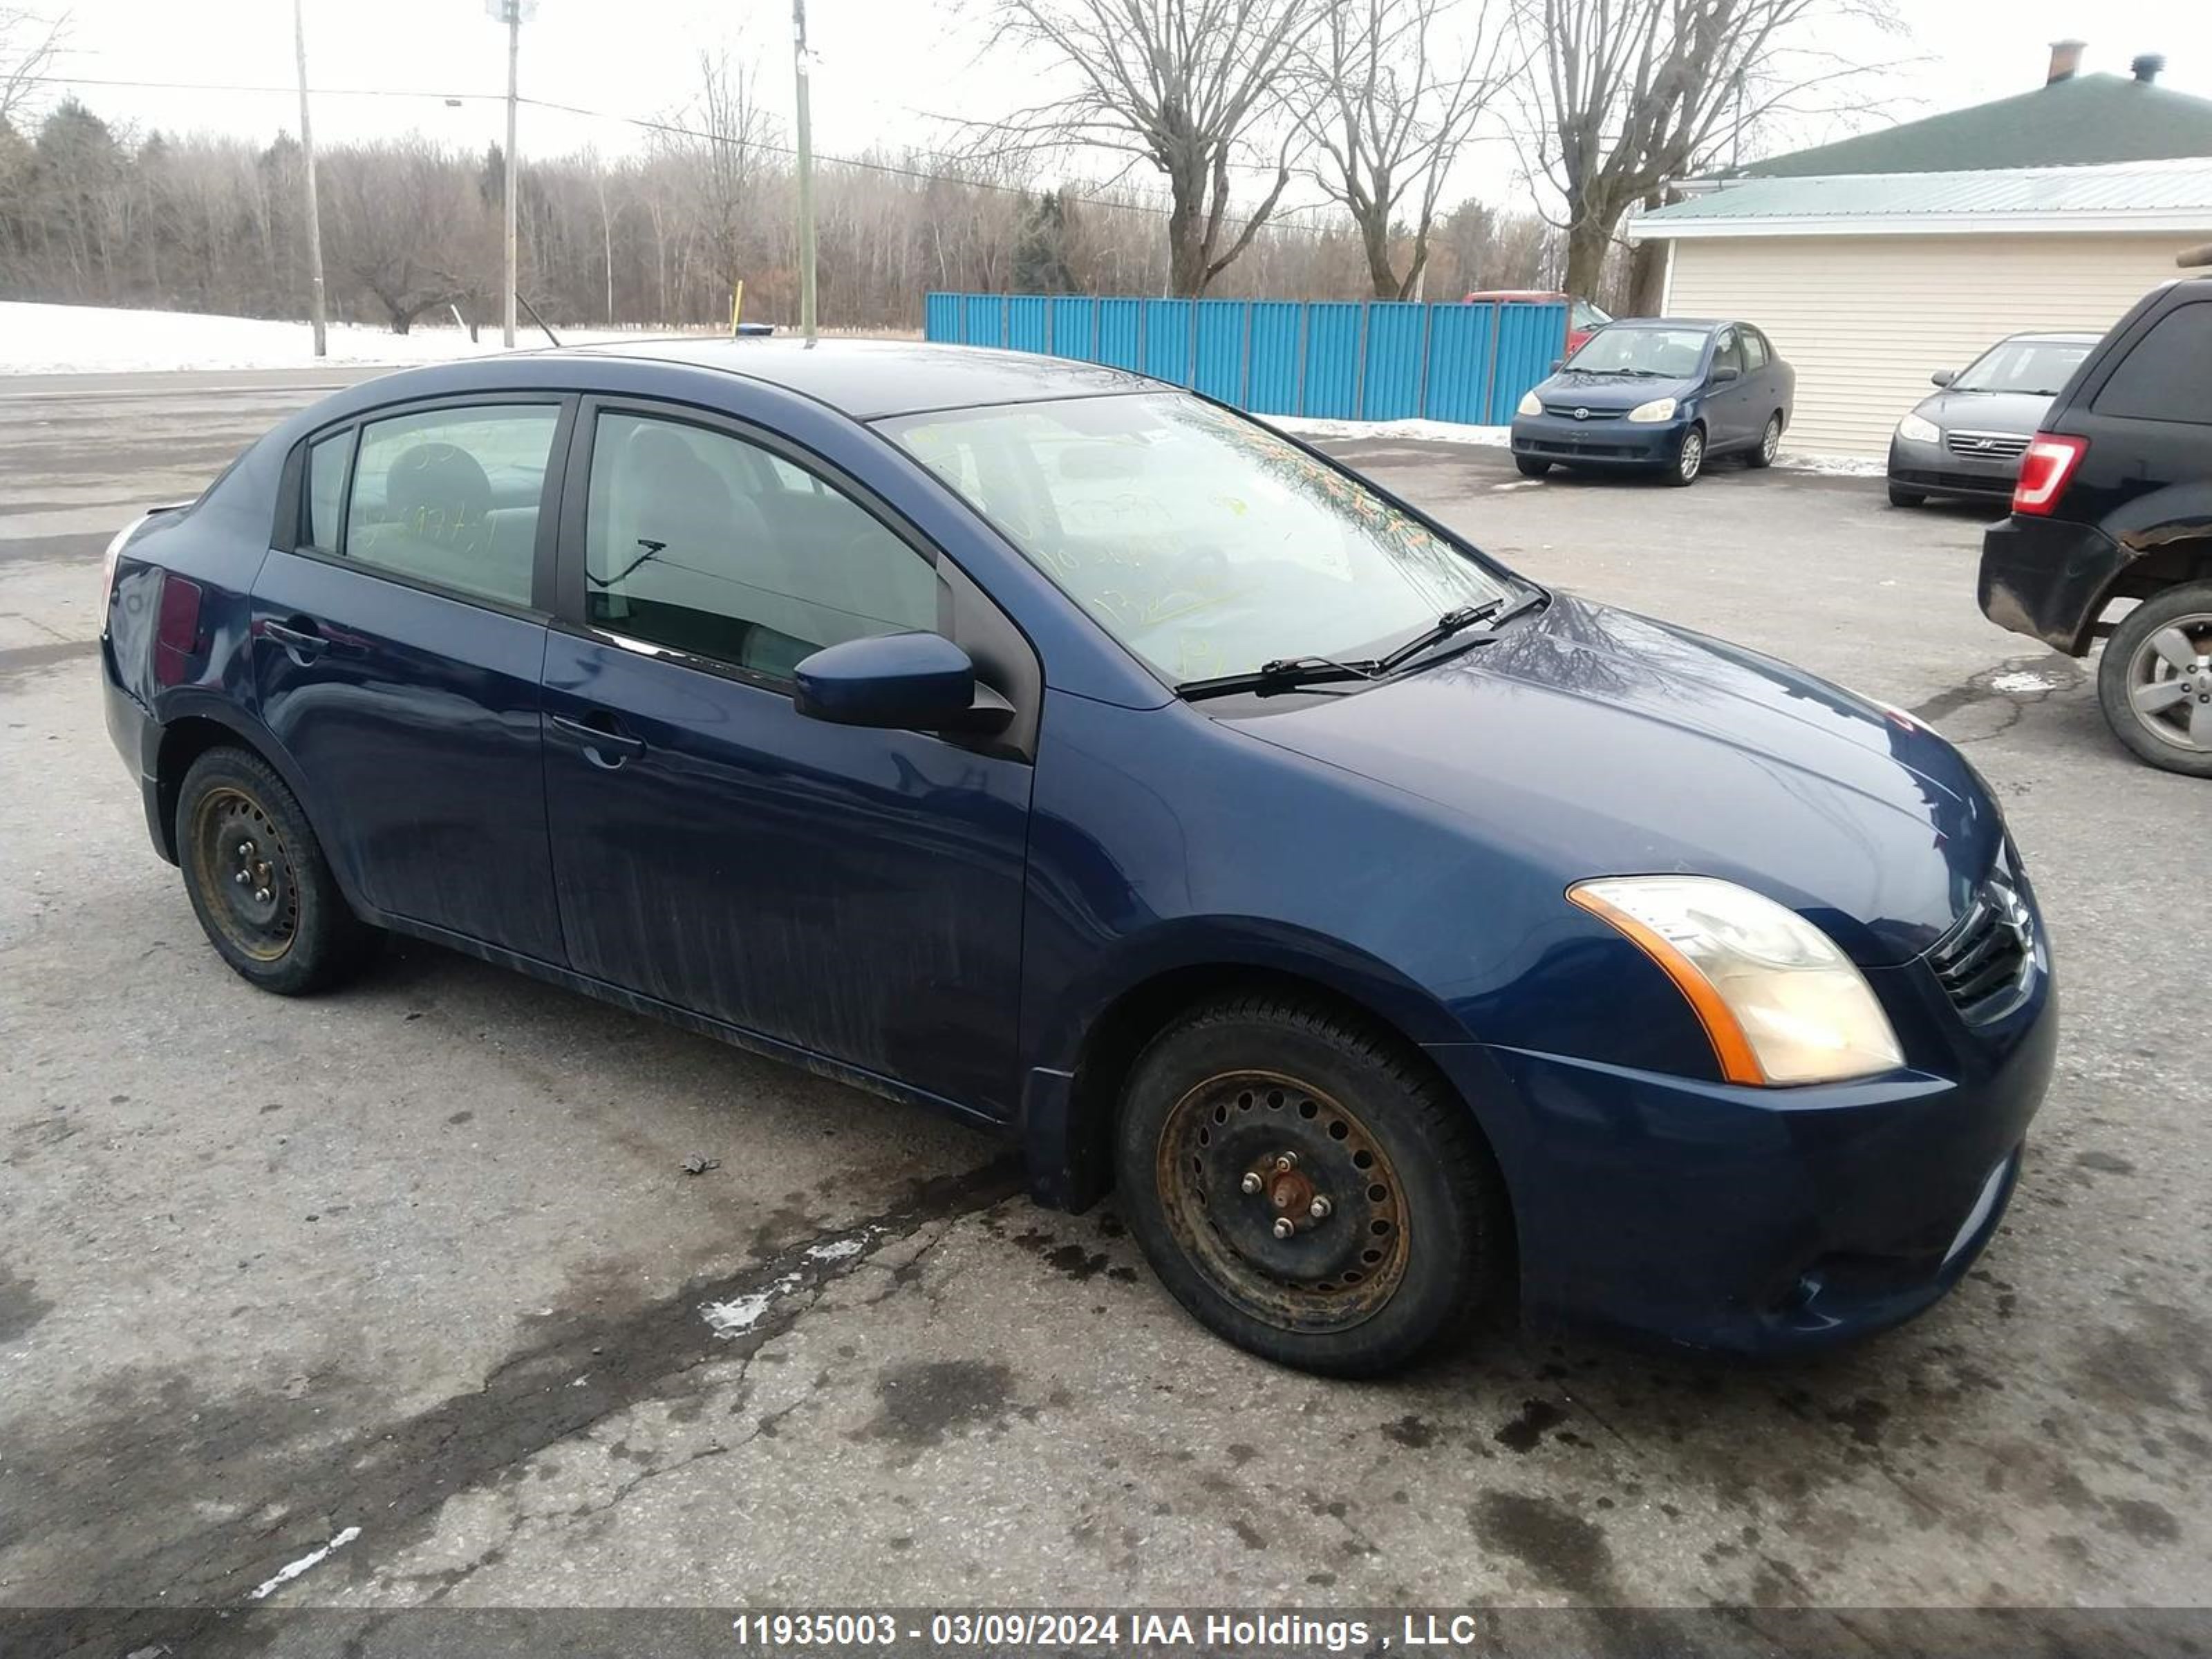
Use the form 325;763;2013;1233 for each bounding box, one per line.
2047;39;2086;84
2130;52;2165;84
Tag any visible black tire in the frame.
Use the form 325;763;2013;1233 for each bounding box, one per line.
176;745;377;993
1665;424;1705;487
1745;412;1783;469
1513;455;1551;478
2096;581;2212;778
1887;482;1926;509
1114;995;1508;1376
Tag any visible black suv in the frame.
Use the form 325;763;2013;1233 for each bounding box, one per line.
1978;274;2212;777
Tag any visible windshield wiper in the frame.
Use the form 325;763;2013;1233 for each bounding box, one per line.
1373;599;1508;675
1176;653;1378;702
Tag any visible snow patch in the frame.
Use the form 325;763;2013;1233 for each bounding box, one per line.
0;301;686;376
1775;449;1886;478
248;1526;360;1600
701;1282;794;1335
805;1237;867;1263
1258;414;1512;447
1990;670;2063;694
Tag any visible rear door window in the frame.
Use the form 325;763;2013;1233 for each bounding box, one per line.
1712;329;1745;377
343;404;561;608
1741;330;1769;371
2093;303;2212;424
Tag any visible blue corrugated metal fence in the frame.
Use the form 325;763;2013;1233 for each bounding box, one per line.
921;292;1569;426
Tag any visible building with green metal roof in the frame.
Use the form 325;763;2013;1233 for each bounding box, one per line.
1624;44;2212;456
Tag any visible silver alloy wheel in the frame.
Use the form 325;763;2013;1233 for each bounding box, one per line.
1678;429;1704;482
2126;614;2212;753
1760;415;1781;463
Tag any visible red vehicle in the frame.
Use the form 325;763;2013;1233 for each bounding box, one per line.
1463;290;1613;353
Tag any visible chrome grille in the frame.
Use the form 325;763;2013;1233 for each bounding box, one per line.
1944;429;2030;461
1542;404;1618;420
1928;861;2035;1023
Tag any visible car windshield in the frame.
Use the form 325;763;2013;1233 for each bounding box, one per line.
881;392;1517;686
1561;325;1708;377
1951;338;2092;396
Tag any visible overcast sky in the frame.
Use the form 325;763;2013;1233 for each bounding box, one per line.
37;0;2212;218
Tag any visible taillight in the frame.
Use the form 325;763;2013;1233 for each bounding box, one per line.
154;572;205;686
2012;433;2087;516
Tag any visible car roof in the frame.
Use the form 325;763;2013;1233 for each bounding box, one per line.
1988;331;2103;345
552;337;1156;420
1599;317;1730;331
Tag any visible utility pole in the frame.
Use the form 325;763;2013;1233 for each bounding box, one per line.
791;0;817;343
502;0;521;348
291;0;328;357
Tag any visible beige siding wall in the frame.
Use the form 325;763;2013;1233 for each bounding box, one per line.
1662;232;2207;456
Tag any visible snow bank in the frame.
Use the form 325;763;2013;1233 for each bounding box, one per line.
0;301;675;375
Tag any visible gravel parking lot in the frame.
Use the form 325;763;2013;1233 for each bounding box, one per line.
3;371;2207;1648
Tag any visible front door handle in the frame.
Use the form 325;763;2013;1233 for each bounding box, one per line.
551;711;646;769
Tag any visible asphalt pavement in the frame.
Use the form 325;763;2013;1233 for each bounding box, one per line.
1;369;2206;1645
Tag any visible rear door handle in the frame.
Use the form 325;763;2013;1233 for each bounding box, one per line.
550;711;646;768
263;617;328;664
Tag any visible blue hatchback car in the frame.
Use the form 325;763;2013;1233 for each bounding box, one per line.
101;341;2050;1375
1511;318;1794;485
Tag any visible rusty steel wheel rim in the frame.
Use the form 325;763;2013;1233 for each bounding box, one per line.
1154;1069;1410;1333
189;786;299;963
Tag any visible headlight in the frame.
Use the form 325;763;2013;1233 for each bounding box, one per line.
1625;397;1677;424
1567;876;1904;1085
1517;390;1542;418
1896;412;1940;444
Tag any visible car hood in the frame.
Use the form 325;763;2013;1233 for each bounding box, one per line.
1220;594;2003;967
1534;369;1700;413
1915;388;2054;433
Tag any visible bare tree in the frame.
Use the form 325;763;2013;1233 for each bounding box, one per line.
1300;0;1515;300
1516;0;1895;300
663;48;779;315
981;0;1324;295
1;6;67;132
319;140;487;332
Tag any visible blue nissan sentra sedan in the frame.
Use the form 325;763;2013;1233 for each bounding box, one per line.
1511;318;1795;485
100;341;2052;1375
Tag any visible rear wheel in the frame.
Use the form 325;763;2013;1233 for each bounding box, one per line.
1746;412;1783;469
1888;482;1927;509
1114;995;1508;1376
177;747;377;993
2097;581;2212;778
1514;455;1551;478
1666;425;1705;487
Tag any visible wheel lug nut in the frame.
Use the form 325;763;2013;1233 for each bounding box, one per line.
234;870;249;885
1241;1172;1262;1195
1272;1217;1295;1240
1273;1153;1297;1172
254;888;272;904
236;841;252;858
1309;1197;1332;1220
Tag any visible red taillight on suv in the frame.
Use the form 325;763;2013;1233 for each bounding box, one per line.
2011;433;2088;516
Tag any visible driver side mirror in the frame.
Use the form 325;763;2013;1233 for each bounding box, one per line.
1711;364;1740;384
791;632;1013;734
1930;368;1956;387
1549;357;1563;372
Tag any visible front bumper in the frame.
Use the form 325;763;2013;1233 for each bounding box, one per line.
1887;433;2020;500
1427;922;2057;1358
1510;411;1683;468
1978;514;2128;655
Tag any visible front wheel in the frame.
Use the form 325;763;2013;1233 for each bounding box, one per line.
1746;413;1783;469
1114;996;1508;1376
177;746;377;993
2097;581;2212;778
1666;426;1705;487
1513;455;1551;478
